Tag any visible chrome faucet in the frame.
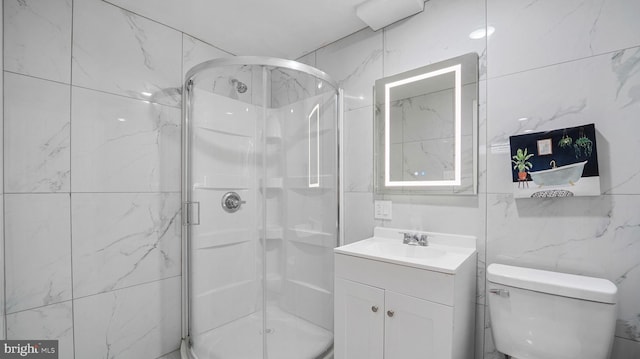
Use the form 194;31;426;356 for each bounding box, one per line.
417;234;429;246
403;232;417;245
402;232;429;246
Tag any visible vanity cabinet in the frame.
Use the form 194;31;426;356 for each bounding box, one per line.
334;278;384;359
335;278;453;359
334;232;476;359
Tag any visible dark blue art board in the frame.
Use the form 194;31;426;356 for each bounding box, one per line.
508;123;600;198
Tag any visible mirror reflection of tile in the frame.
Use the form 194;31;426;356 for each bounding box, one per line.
375;52;479;195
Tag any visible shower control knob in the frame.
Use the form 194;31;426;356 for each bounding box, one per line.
221;192;245;213
371;305;379;313
387;310;394;317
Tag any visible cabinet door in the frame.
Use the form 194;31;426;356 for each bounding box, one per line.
384;290;453;359
334;278;385;359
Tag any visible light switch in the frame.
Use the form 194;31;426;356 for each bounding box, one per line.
374;200;392;220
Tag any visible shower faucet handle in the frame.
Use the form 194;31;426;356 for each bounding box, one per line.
222;192;245;213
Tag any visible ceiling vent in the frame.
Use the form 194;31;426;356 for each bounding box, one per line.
356;0;426;31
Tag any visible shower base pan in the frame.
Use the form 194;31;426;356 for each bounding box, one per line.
183;305;333;359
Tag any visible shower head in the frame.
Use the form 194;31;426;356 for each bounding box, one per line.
231;79;248;94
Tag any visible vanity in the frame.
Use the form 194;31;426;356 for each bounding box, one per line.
334;227;477;359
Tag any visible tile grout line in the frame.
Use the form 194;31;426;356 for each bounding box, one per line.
485;44;640;82
2;275;182;318
69;0;76;357
100;0;234;57
2;69;181;109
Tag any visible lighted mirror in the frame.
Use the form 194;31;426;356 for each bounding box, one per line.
374;52;478;195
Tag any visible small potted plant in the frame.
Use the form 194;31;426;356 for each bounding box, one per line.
512;148;534;180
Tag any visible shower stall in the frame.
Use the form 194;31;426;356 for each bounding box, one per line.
181;57;341;359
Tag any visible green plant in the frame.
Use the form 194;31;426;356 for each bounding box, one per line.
558;131;573;148
512;148;534;172
574;130;593;158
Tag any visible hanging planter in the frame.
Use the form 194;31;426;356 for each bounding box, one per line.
574;128;593;158
558;130;572;149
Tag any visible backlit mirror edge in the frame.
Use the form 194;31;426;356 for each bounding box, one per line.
374;52;479;196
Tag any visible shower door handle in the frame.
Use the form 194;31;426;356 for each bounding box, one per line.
184;201;200;226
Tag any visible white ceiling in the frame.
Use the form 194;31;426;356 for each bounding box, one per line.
107;0;370;60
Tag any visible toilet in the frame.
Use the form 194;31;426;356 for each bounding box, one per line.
487;263;618;359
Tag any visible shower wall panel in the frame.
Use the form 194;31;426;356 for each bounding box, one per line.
189;89;259;337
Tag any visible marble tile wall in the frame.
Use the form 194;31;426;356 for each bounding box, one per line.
484;1;640;358
308;0;640;358
3;0;229;357
3;0;639;358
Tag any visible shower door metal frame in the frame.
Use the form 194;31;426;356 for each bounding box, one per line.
180;56;343;358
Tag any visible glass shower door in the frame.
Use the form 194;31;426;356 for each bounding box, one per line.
186;65;263;358
263;66;338;359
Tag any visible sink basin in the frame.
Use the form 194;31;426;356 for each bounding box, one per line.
335;227;476;274
359;237;447;259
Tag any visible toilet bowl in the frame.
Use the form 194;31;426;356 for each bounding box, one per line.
487;263;617;359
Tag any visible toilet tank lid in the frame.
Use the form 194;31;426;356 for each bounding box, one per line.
487;264;617;304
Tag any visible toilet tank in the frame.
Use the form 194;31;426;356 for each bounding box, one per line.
487;264;617;359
